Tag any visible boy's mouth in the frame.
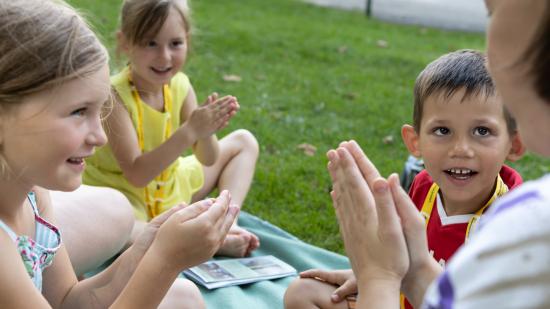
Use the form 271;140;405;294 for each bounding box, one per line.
444;168;478;180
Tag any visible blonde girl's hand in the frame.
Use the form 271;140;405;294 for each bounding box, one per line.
131;203;188;260
149;190;239;270
327;141;408;292
299;269;357;303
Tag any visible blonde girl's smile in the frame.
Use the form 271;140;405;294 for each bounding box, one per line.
1;64;109;191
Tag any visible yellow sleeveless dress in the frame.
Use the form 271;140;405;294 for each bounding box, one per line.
83;67;204;221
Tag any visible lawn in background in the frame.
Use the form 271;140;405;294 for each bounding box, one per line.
68;0;549;254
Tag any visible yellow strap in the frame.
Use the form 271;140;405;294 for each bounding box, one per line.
400;175;509;308
128;69;173;218
419;175;509;241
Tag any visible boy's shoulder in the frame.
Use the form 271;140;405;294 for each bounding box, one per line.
499;164;523;190
408;170;433;211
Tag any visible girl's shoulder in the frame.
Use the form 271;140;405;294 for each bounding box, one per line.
170;71;192;105
30;187;54;221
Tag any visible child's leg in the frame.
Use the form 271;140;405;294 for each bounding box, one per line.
158;278;205;309
285;277;349;309
52;185;134;276
192;129;260;257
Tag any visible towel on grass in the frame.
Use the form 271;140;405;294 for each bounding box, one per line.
192;211;350;309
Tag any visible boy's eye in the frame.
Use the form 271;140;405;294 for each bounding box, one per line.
433;127;450;136
70;107;87;117
474;126;491;136
147;41;157;47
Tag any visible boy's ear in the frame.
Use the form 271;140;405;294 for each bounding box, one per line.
401;124;422;157
506;132;526;162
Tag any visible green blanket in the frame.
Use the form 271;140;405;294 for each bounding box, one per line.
192;211;350;309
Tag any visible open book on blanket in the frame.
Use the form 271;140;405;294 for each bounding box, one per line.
183;255;297;289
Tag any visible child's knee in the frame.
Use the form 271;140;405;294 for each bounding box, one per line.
97;187;134;240
163;279;205;309
232;129;259;157
284;277;315;308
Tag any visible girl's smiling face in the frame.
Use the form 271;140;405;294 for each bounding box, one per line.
123;7;189;93
0;65;109;191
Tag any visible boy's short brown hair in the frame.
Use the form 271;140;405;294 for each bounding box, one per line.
413;49;516;134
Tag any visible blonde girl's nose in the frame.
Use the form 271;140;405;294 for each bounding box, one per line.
87;119;107;147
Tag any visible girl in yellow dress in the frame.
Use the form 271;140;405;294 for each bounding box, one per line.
84;0;259;257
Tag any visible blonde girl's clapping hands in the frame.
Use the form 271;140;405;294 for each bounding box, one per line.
112;190;238;308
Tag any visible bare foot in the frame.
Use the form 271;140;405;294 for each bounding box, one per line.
216;225;260;257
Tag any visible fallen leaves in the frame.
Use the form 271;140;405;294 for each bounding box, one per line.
382;135;394;144
222;74;242;82
297;143;317;156
377;40;389;48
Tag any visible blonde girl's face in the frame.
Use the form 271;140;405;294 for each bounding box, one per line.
124;7;188;89
485;0;550;156
0;64;109;191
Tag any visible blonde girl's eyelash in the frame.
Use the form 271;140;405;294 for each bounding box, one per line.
70;107;87;117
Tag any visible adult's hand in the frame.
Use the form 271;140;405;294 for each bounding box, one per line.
327;140;408;308
386;172;442;308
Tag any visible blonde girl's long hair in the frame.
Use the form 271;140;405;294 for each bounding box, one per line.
0;0;108;174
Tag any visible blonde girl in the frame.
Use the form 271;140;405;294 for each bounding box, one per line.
83;0;260;257
0;0;237;307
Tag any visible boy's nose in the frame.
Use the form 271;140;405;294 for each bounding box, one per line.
449;136;474;158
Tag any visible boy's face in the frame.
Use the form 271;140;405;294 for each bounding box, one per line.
404;89;519;213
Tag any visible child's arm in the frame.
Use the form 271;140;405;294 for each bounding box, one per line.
106;90;233;187
0;224;52;307
43;189;237;308
180;87;238;166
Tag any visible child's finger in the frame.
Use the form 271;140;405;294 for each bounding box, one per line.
371;177;403;242
171;198;215;223
299;269;340;284
332;280;357;303
148;203;187;227
219;205;240;235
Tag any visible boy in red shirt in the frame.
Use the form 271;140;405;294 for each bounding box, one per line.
284;50;525;309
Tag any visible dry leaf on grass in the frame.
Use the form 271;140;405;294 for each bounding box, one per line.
377;40;389;48
382;135;394;144
223;74;242;82
297;143;317;156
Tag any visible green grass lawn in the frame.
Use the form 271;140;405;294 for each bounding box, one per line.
69;0;549;254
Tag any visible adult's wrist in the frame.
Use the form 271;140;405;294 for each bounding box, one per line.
401;257;442;308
